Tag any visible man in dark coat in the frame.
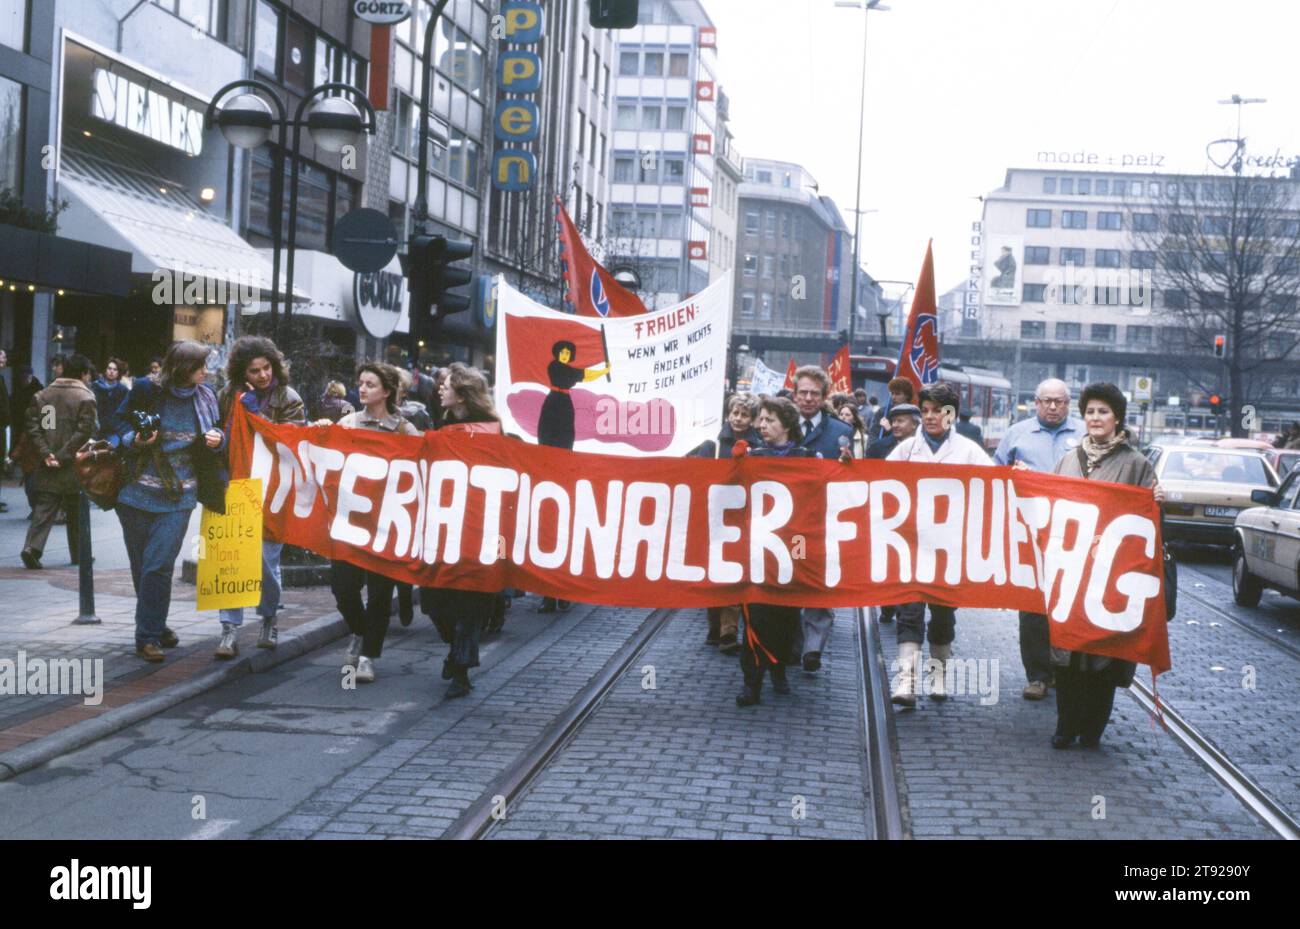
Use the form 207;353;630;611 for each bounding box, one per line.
955;410;986;452
21;354;97;568
867;402;921;459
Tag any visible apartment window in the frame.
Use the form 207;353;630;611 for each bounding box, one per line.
765;211;778;237
1131;250;1156;269
1276;256;1299;275
1042;177;1056;194
640;106;662;130
153;0;229;42
1133;213;1158;232
1164;289;1188;309
581;36;589;80
1204;252;1227;274
588;121;597;164
1026;209;1052;228
661;213;683;238
643;52;664;76
619;51;638;75
1204;215;1229;236
669;52;690;76
781;213;792;238
598;134;606;171
1276;219;1300;237
1060;178;1074;195
777;254;788;278
613;157;635;183
610;209;633;235
1056;322;1081;341
762;255;775;278
1023;284;1047;302
760;293;773;320
1131;181;1143;196
666;106;686;130
1095;249;1122;268
603;65;611;100
756;170;773;184
1024;246;1050;265
1127;326;1154;347
1021;320;1046;339
1090;324;1116;343
1097;211;1122;231
1061;210;1087;229
254;0;280;75
744;210;761;236
638;159;659;184
616;105;637;129
1095;179;1109;195
663;158;685;184
741;293;755;319
744;254;758;277
1077;178;1091;195
1059;247;1085;266
1169;214;1195;234
636;211;656;237
575;112;585;154
0;74;19;195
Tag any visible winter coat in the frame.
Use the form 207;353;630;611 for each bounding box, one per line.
217;382;307;427
1048;435;1155;682
886;430;992;466
716;422;762;459
317;395;354;424
798;413;855;459
25;378;98;493
90;378;129;439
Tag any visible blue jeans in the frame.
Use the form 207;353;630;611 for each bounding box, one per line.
116;503;193;648
220;541;284;626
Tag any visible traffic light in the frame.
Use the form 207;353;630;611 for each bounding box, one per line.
1209;394;1223;414
408;233;474;325
1213;334;1227;358
589;0;639;28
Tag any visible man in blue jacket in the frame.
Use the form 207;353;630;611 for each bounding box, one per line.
791;365;855;672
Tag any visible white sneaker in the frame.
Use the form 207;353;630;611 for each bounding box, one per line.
344;635;362;668
214;622;238;660
892;642;920;707
356;656;375;683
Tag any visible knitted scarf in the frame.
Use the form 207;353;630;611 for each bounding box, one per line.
1081;429;1128;474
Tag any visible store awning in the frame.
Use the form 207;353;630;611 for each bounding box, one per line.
57;138;307;303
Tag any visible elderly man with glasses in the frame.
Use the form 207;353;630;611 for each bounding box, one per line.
993;378;1086;701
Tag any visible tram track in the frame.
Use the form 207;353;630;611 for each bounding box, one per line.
447;605;908;840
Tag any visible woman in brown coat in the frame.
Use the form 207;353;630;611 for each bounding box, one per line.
1048;382;1163;749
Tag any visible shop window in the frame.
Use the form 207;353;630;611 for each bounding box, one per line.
0;76;22;197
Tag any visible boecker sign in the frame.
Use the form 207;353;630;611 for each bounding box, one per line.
492;1;545;192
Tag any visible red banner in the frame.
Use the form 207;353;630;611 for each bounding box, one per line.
784;359;798;390
227;405;1171;674
828;346;852;394
556;197;647;318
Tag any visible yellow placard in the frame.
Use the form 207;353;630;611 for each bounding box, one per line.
196;478;264;611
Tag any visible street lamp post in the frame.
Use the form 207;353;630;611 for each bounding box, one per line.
835;0;889;354
206;81;376;332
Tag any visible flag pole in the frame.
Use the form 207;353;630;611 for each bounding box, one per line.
600;324;612;383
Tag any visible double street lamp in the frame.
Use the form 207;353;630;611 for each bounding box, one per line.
206;79;377;329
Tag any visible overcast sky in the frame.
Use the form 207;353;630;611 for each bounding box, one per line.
704;0;1300;295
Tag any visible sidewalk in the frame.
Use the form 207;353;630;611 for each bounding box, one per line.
0;478;343;762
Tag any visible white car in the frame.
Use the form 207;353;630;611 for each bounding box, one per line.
1232;469;1300;606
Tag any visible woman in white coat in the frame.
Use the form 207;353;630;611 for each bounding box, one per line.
886;382;993;706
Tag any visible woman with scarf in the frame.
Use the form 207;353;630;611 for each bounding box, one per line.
213;336;306;658
1048;382;1163;749
733;395;810;707
429;363;502;698
113;341;228;663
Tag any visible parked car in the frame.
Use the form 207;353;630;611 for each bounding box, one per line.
1232;470;1300;606
1145;443;1281;547
1263;448;1300;480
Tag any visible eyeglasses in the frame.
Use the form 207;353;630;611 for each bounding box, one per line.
1034;397;1069;407
795;389;823;398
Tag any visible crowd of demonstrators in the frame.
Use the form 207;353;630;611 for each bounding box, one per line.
212;337;306;660
886;381;993;707
20;354;97;570
1048;383;1163;749
112;341;228;664
316;362;420;684
994;378;1085;701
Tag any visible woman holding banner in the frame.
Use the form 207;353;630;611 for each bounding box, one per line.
1048;382;1162;749
430;363;502;698
323;363;420;684
734;395;810;707
213;336;306;659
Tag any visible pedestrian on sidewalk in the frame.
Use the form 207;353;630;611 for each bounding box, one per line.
734;396;809;707
706;393;761;655
428;363;501;699
318;363;419;684
12;364;43;513
0;347;10;513
1049;383;1163;750
90;358;129;440
994;378;1085;701
213;336;306;660
113;341;228;663
887;382;994;707
20;354;97;569
793;365;854;673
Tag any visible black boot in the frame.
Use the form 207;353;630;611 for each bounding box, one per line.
771;664;791;695
447;668;471;699
736;665;763;707
538;597;558;614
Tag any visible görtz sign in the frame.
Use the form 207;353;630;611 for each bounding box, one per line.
91;68;204;156
352;1;412;25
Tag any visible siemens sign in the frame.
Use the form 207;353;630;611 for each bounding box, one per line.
492;2;544;192
90;68;204;156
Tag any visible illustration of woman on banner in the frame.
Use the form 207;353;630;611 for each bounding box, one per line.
538;339;611;449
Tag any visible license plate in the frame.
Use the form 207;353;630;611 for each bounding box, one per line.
1204;506;1240;518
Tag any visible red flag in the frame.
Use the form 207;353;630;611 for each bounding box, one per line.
556;197;648;318
893;241;940;398
505;315;609;388
784;359;798;390
828;345;852;394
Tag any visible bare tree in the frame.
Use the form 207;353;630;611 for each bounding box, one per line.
1132;168;1300;436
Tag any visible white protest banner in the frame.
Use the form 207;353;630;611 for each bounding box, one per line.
749;358;785;395
494;276;730;456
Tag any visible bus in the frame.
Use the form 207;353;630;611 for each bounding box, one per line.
849;355;1013;451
